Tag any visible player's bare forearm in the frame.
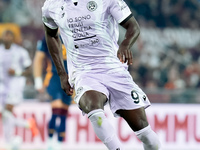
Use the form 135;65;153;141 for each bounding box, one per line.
117;16;140;65
33;51;45;91
44;25;73;96
120;16;140;49
44;25;66;76
33;51;45;78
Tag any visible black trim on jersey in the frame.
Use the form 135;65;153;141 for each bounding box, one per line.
120;14;133;26
74;35;96;41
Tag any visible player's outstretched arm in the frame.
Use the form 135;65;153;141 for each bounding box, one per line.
117;16;140;65
44;25;73;96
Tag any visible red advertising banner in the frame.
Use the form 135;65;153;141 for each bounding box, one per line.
0;102;200;150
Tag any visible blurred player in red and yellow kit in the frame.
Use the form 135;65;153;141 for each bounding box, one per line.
33;36;72;150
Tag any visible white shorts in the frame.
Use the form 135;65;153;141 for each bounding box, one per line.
0;78;25;106
0;91;23;106
5;91;23;105
73;70;151;117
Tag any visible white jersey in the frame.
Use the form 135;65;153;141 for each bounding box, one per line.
42;0;132;83
0;44;31;95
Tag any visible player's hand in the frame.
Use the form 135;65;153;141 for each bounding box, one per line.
59;73;73;96
117;45;133;65
37;87;45;94
8;68;15;76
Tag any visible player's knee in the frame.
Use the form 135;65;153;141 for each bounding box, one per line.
80;102;102;114
79;91;106;114
5;104;14;112
118;108;149;131
51;99;65;108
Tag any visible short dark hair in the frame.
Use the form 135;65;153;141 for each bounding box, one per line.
2;29;15;38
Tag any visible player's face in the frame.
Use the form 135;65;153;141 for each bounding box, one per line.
2;32;14;45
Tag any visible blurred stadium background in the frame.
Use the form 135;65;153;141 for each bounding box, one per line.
0;0;200;150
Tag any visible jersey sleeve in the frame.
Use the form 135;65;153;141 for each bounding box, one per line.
109;0;132;24
42;0;58;29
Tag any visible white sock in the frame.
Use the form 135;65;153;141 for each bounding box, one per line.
2;110;29;142
2;110;15;143
88;109;123;150
135;125;161;150
4;136;22;150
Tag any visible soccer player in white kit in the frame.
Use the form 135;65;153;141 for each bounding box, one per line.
0;30;38;150
42;0;161;149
